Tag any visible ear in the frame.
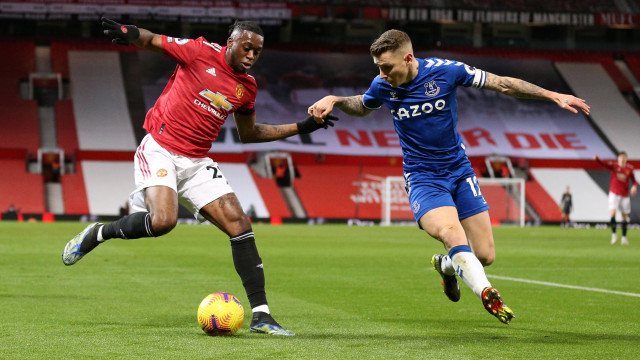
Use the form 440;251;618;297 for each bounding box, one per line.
404;52;414;65
227;37;233;48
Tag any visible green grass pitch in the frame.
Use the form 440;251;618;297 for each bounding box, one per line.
2;222;639;359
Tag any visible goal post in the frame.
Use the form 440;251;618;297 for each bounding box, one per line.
380;176;526;227
381;176;412;226
478;177;526;227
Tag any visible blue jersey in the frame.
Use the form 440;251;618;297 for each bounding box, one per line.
363;57;486;172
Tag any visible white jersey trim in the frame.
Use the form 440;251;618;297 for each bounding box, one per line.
472;70;486;89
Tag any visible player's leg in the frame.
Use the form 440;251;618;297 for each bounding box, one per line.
457;210;515;323
183;159;293;336
421;207;512;324
420;207;492;297
199;194;294;336
408;173;462;303
460;210;495;266
62;135;178;265
61;186;177;265
459;210;514;324
609;193;618;244
456;170;513;323
620;197;631;245
62;188;178;266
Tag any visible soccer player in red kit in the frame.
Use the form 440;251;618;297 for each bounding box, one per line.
594;152;638;245
62;18;337;336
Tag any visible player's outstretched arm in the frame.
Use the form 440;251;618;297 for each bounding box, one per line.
233;112;338;143
308;95;373;121
593;154;612;169
101;17;163;53
483;72;590;115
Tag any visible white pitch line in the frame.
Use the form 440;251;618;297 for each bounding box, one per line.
487;275;640;298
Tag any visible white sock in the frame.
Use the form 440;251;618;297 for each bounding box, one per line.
97;225;105;242
440;255;455;276
252;305;270;314
449;245;491;298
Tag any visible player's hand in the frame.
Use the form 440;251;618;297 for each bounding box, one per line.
101;17;140;45
308;96;337;122
297;114;339;134
555;93;590;115
632;185;638;197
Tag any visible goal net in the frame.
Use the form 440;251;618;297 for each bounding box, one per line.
380;176;525;227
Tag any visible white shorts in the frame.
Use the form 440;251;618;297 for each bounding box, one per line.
129;134;234;222
608;192;631;215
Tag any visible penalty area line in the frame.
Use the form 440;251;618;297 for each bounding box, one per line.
487;275;640;298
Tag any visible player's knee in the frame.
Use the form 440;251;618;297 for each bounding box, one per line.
478;253;495;266
150;213;177;236
437;224;460;243
231;212;251;228
222;213;252;235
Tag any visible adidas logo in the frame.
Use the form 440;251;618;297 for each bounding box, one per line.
206;68;216;76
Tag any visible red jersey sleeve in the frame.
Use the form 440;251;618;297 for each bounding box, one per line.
595;157;614;170
162;35;203;65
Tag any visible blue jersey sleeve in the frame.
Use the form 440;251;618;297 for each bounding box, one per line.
455;63;487;89
362;77;384;110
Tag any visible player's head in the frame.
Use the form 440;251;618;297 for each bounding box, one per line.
226;20;264;73
370;29;416;88
617;151;627;166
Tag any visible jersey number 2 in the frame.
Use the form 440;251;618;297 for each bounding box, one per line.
206;166;222;179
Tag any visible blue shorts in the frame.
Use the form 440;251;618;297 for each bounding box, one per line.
404;161;490;222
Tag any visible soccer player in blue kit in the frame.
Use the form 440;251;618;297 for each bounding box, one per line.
308;30;590;324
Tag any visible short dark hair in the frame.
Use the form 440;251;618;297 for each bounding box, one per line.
370;29;411;57
229;20;264;38
618;151;627;156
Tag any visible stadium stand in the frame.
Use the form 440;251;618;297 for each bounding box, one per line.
0;40;35;100
79;161;136;216
531;168;611;222
250;168;292;219
524;177;563;222
0;158;45;214
50;40;138;80
294;164;407;219
54;99;79;156
60;162;90;215
0;99;40;156
287;0;628;12
444;48;635;95
555;62;640;159
3;5;639;222
68;51;138;151
480;184;523;224
624;54;640;86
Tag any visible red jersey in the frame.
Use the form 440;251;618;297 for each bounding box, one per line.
596;158;637;197
143;36;258;157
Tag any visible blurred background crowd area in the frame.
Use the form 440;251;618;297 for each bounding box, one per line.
1;0;639;52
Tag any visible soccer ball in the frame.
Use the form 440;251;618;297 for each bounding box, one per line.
197;292;244;336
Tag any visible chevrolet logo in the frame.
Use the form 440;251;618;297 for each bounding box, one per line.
199;89;233;111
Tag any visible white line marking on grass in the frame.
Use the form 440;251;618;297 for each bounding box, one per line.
487;275;640;298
